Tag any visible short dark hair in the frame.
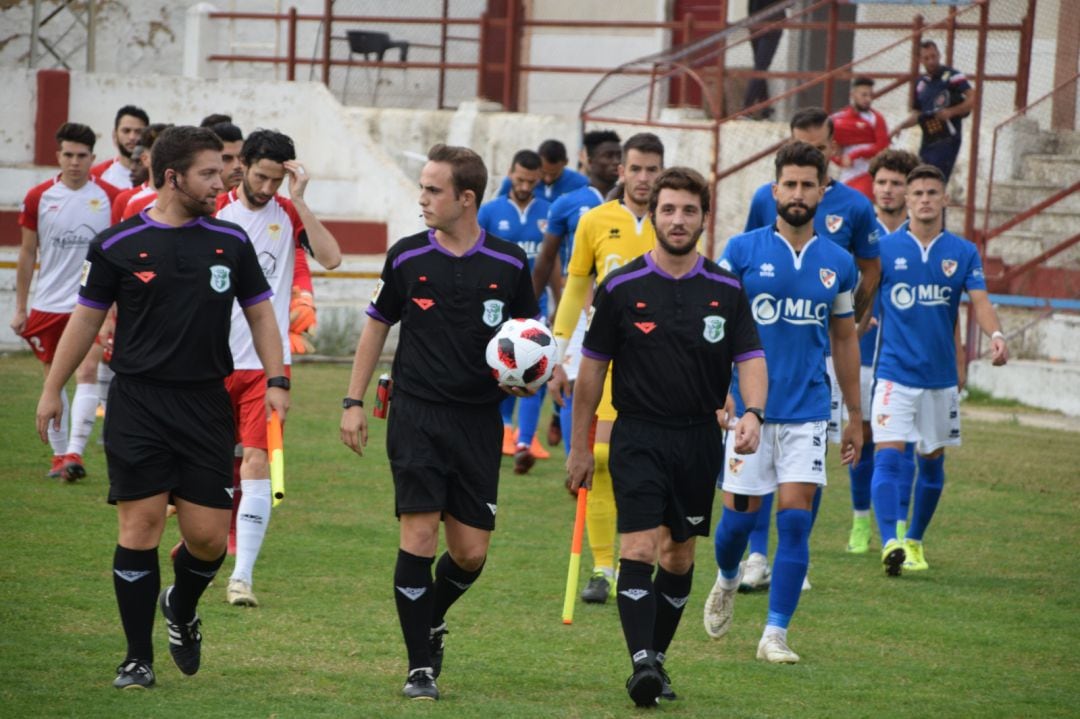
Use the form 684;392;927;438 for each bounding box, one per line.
906;163;946;186
56;122;96;150
537;139;568;164
210;122;244;144
623;132;665;161
114;105;149;130
648;166;710;216
790;107;833;138
775;141;828;184
852;76;875;89
427;143;487;201
510;149;542;172
150;125;223;188
920;40;939;51
583;130;621;158
200;113;233;128
869;149;920;180
239;129;296;166
136;123;172;152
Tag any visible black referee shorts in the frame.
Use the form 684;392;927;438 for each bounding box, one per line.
609;414;724;543
103;375;235;509
386;390;502;531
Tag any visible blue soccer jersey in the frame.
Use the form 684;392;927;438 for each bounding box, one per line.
546;185;605;273
479;195;552;312
858;217;905;367
874;229;986;389
721;226;858;423
744;179;879;260
497;168;590;204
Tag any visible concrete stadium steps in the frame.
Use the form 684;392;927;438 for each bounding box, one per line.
989;180;1080;214
1020;154;1080;185
984;230;1080;268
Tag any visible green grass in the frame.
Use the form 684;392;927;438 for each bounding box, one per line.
1;351;1078;718
962;385;1043;411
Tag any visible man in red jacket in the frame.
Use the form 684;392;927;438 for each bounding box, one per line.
831;77;890;201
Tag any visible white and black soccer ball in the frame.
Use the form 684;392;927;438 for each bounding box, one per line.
485;318;558;391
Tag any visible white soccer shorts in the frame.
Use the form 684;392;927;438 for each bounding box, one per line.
721;420;829;496
870;379;961;454
841;365;875;423
826;356;843;444
561;310;588;382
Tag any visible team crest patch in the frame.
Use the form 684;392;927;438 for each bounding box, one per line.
941;259;958;277
268;223;282;243
209;264;231;293
482;299;504;327
826;214;844;233
80;260;91;287
728;457;744;475
87;198;103;212
702;315;726;343
371;279;384;303
537;218;548;233
819;268;836;289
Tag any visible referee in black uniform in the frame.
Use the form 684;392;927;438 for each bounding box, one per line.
36;126;289;690
567;167;768;707
340;144;537;701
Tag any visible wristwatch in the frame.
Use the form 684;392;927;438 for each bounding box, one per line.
266;376;291;390
744;407;765;425
342;397;364;409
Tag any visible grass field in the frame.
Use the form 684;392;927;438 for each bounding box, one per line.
1;351;1078;718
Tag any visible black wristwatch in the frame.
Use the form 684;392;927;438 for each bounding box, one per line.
267;376;291;390
744;407;765;425
342;397;364;409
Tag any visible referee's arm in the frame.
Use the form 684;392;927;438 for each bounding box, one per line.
37;304;107;441
243;299;290;420
340;315;392;456
565;355;607;495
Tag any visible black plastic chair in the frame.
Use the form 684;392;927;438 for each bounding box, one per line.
343;31;409;105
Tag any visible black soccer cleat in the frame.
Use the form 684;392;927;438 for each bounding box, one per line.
402;668;439;700
113;659;155;689
657;663;676;701
581;573;611;604
159;586;202;675
626;653;663;708
429;623;448;678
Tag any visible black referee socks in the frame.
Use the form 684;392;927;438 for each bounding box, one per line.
652;563;694;658
113;545;160;664
616;559;657;664
431;551;485;629
394;549;435;671
171;544;225;624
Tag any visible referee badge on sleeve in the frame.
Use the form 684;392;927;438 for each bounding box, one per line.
703;315;726;343
209;265;231;293
80;260;91;287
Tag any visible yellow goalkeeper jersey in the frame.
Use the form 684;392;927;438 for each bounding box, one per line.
567;200;655;282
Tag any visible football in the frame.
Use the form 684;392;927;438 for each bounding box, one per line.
485;318;558;391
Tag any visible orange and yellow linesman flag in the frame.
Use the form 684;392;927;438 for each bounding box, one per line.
561;487;589;624
268;410;285;507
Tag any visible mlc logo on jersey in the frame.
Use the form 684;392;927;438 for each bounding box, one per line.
702;316;726;343
482;299;504;327
941;259;957;277
890;282;951;310
826;214;844;233
209;265;231;293
751;293;828;327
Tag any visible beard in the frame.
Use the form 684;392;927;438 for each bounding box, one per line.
241;176;271;207
777;200;817;228
656;227;701;256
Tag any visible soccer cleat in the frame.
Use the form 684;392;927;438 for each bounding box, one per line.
402;668;438;700
226;578;258;607
46;455;65;478
547;414;562;447
657;663;676;701
529;435;551;460
580;572;611;604
703;570;741;639
739;552;771;592
113;659;155;689
501;425;517;456
61;453;86;482
847;516;871;553
429;623;448;678
159;586;203;675
881;539;905;577
756;634;800;664
625;655;663;707
513;443;536;475
903;539;929;571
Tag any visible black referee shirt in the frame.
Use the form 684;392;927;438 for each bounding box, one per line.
582;252;763;421
78;211;271;384
367;229;539;405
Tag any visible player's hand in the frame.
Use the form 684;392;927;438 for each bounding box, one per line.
500;383;537;398
732;414;761;455
10;308;26;336
284;160;309;201
565;448;594;495
839;412;863;465
265;386;290;423
548;364;571;407
720;394;737;428
990;336;1008;366
340;406;368;456
35;391;63;443
934;109;951;122
857;314;878;339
